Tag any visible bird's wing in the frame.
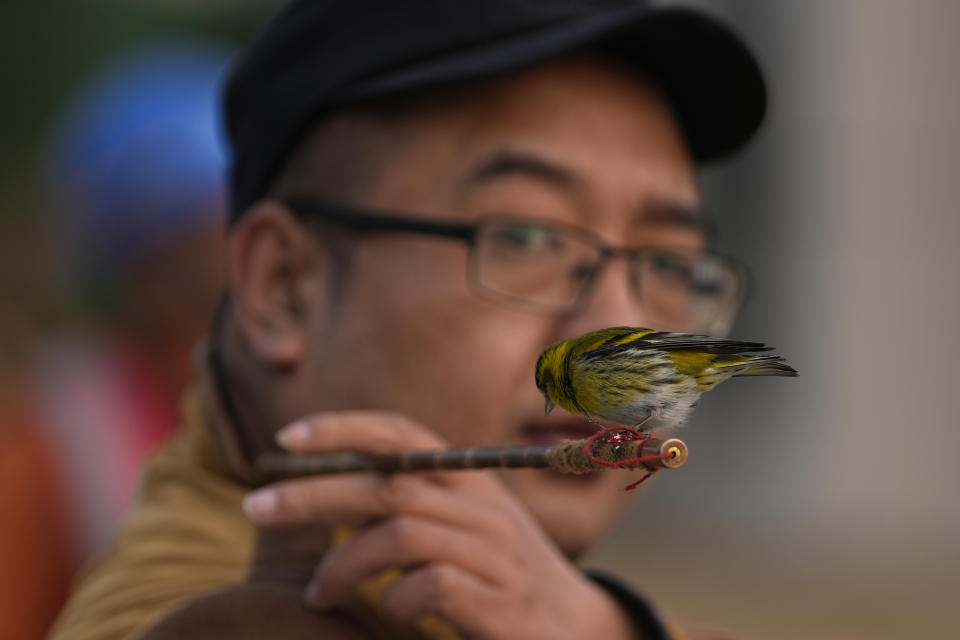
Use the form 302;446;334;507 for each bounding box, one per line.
569;327;659;355
580;331;772;360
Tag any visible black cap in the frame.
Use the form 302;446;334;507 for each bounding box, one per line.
225;0;766;219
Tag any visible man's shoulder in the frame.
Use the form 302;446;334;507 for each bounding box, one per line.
49;393;255;640
138;583;368;640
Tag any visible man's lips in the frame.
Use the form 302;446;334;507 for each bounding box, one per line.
519;416;600;446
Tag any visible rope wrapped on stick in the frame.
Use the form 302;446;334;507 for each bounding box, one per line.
256;428;688;489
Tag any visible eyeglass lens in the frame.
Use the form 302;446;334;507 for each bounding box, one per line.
471;219;743;335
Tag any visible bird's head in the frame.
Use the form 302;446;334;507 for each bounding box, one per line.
535;343;566;415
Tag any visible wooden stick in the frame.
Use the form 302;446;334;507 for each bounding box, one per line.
255;435;687;483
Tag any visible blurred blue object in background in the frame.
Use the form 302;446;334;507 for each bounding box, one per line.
40;40;233;292
25;37;238;577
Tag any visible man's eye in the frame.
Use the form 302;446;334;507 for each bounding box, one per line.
649;252;695;281
493;224;561;250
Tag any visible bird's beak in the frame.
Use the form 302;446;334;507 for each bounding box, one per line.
544;397;555;416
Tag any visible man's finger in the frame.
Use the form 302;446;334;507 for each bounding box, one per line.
310;515;509;609
270;411;510;495
244;472;517;539
275;412;447;453
381;562;502;637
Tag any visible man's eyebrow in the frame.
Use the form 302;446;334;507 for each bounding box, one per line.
463;153;715;237
641;200;716;239
463;150;580;191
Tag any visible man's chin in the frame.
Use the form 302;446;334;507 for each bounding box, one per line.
500;466;636;558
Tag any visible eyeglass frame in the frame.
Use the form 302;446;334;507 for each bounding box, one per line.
281;197;748;330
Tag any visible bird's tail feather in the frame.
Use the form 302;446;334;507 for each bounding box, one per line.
731;356;798;377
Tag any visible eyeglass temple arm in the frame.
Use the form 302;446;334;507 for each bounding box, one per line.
283;198;477;243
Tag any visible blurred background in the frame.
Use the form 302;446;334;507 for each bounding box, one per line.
0;1;957;639
589;2;960;639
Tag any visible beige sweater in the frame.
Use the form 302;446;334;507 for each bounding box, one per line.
48;385;253;640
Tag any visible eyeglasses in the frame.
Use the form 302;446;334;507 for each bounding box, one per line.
284;198;747;336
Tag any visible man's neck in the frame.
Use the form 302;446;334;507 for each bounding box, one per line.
209;325;285;474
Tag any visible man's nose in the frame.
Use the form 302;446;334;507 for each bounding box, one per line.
553;259;650;339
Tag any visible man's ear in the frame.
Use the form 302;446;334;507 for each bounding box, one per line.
226;201;327;369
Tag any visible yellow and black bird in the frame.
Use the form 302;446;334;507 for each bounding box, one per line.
535;326;797;429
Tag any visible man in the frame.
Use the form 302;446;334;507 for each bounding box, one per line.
50;1;764;638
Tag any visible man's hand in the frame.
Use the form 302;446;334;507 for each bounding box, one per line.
242;413;637;640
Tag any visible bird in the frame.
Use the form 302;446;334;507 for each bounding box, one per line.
535;326;797;430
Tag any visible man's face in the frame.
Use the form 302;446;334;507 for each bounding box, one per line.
293;57;701;556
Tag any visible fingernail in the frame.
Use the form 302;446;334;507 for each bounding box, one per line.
276;421;310;449
243;489;277;520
